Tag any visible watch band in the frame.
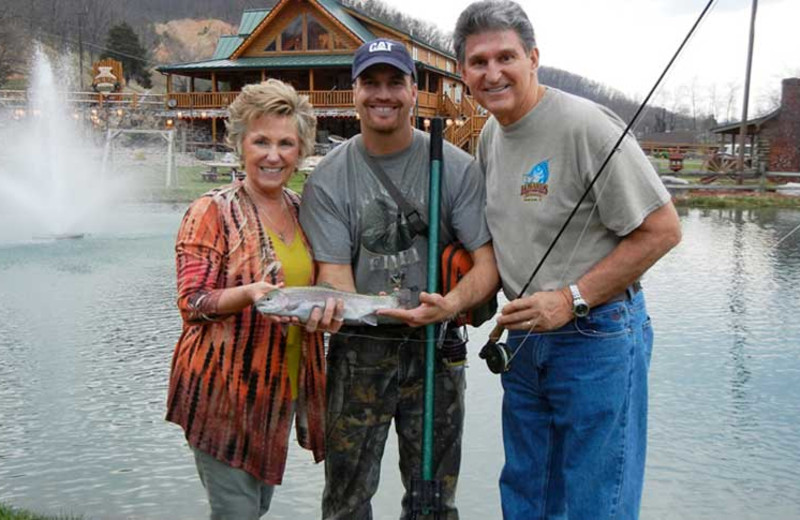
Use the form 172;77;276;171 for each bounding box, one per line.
569;284;590;317
569;284;582;303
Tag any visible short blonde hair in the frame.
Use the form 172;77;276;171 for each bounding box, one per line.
226;79;317;160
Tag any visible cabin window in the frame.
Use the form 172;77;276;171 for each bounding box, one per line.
333;33;349;50
412;47;419;60
264;39;276;52
307;14;329;50
281;16;303;51
446;60;453;73
428;75;439;93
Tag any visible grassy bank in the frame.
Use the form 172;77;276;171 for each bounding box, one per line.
127;162;800;210
0;503;81;520
674;190;800;209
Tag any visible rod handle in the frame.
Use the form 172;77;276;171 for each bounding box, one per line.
489;323;505;344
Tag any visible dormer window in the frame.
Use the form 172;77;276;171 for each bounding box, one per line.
269;14;340;52
281;16;303;51
307;14;328;50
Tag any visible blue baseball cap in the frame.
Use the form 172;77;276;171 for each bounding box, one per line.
352;38;417;81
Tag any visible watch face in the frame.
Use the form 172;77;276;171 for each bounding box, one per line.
574;302;590;318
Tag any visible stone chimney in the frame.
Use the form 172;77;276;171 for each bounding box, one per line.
766;78;800;171
781;78;800;120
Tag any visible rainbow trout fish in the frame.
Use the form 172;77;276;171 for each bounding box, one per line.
255;286;410;326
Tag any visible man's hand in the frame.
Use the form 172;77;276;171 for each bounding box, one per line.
377;291;458;327
305;297;346;334
496;289;573;332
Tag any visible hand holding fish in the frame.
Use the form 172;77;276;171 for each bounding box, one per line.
376;291;458;328
244;282;301;326
496;289;572;331
305;297;346;334
255;286;409;330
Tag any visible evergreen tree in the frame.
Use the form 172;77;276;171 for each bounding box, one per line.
102;22;152;89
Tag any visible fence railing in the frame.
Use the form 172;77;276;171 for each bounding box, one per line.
0;90;165;108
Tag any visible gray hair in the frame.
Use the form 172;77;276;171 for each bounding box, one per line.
226;79;317;161
453;0;536;64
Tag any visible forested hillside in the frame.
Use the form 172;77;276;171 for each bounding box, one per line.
0;0;705;133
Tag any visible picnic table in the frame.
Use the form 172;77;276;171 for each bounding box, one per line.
201;161;244;182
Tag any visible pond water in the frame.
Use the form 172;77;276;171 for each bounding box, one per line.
0;206;799;520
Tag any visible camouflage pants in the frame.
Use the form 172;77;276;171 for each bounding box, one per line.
322;325;466;520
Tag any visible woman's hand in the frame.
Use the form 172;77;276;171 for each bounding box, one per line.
246;281;280;303
246;282;302;326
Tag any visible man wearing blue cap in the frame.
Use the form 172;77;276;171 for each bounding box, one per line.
300;38;498;519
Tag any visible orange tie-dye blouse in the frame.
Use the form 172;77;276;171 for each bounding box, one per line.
166;184;325;485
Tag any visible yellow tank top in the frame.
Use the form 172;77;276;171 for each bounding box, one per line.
266;226;313;399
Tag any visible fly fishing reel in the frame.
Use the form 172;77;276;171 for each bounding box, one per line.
479;337;513;374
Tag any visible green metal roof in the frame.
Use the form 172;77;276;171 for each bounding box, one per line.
212;36;245;60
238;8;271;36
158;54;354;73
337;1;455;58
317;0;375;42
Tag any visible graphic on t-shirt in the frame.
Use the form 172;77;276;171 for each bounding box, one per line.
521;159;550;202
359;197;421;289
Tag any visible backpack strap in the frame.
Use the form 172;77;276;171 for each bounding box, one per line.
356;136;429;238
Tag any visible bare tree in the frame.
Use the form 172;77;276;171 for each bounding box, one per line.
723;81;741;123
0;7;27;87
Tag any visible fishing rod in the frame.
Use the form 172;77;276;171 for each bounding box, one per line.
480;0;718;373
411;117;444;518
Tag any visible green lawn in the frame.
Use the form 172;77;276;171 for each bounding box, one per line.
120;156;799;209
130;165;309;203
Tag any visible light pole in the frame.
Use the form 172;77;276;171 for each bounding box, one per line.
737;0;758;183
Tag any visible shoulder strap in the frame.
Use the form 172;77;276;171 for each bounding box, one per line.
356;136;428;238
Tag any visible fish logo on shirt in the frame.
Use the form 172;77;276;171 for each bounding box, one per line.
521;159;550;202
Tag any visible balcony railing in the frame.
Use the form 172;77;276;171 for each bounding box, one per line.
163;90;444;111
167;92;239;110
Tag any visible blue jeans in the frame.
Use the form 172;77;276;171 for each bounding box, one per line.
499;291;653;520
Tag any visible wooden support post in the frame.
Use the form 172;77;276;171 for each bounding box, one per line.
261;70;266;82
166;74;173;94
212;117;218;148
211;73;217;93
309;69;315;91
190;76;195;93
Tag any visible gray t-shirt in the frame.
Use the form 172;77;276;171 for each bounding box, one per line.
478;87;671;299
300;129;490;305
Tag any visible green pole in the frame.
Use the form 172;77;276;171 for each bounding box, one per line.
422;118;443;487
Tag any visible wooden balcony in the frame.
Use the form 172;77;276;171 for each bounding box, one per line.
163;89;448;112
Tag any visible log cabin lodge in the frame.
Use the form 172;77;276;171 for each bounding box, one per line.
156;0;486;152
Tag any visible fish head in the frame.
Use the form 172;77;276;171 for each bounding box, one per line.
255;289;290;314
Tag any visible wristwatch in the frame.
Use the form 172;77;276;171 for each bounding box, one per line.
569;284;590;318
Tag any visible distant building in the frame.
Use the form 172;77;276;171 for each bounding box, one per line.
156;0;484;151
712;78;800;172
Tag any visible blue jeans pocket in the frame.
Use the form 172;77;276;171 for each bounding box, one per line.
574;303;631;339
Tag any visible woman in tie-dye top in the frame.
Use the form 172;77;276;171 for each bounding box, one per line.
166;80;338;519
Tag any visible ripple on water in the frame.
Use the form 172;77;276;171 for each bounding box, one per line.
2;208;800;519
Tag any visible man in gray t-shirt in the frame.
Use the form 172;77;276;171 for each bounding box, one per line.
455;2;682;519
299;39;497;520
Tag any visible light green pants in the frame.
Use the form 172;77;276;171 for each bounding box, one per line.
193;447;275;520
